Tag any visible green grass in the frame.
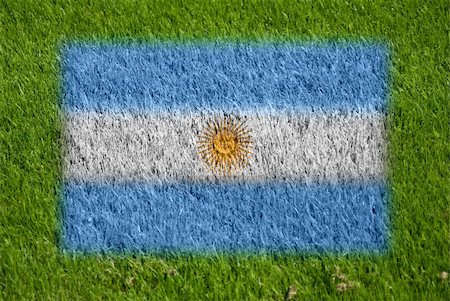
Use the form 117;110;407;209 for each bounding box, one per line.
0;0;449;299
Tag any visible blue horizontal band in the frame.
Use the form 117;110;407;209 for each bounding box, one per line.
62;43;388;113
62;182;388;253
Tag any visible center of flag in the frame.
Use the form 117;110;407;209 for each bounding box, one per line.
197;116;253;175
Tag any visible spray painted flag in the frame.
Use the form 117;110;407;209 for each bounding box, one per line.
62;43;388;253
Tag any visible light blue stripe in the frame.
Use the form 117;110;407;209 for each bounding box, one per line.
62;43;388;113
62;182;387;253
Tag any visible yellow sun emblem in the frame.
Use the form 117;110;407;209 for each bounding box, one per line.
197;115;253;175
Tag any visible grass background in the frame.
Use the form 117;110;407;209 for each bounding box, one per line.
0;0;448;299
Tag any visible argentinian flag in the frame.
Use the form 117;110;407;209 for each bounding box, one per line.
62;43;388;253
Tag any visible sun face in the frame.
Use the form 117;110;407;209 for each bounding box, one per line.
197;116;253;175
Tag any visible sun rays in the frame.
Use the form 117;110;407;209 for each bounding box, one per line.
197;115;253;175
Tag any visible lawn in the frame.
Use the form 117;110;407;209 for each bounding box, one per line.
0;0;449;300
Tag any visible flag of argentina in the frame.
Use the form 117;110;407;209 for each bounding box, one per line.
62;43;388;253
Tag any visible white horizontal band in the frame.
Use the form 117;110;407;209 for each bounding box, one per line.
64;112;386;183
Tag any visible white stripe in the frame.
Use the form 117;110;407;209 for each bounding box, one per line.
64;112;386;183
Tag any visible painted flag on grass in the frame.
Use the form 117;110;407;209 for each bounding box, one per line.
62;43;388;253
